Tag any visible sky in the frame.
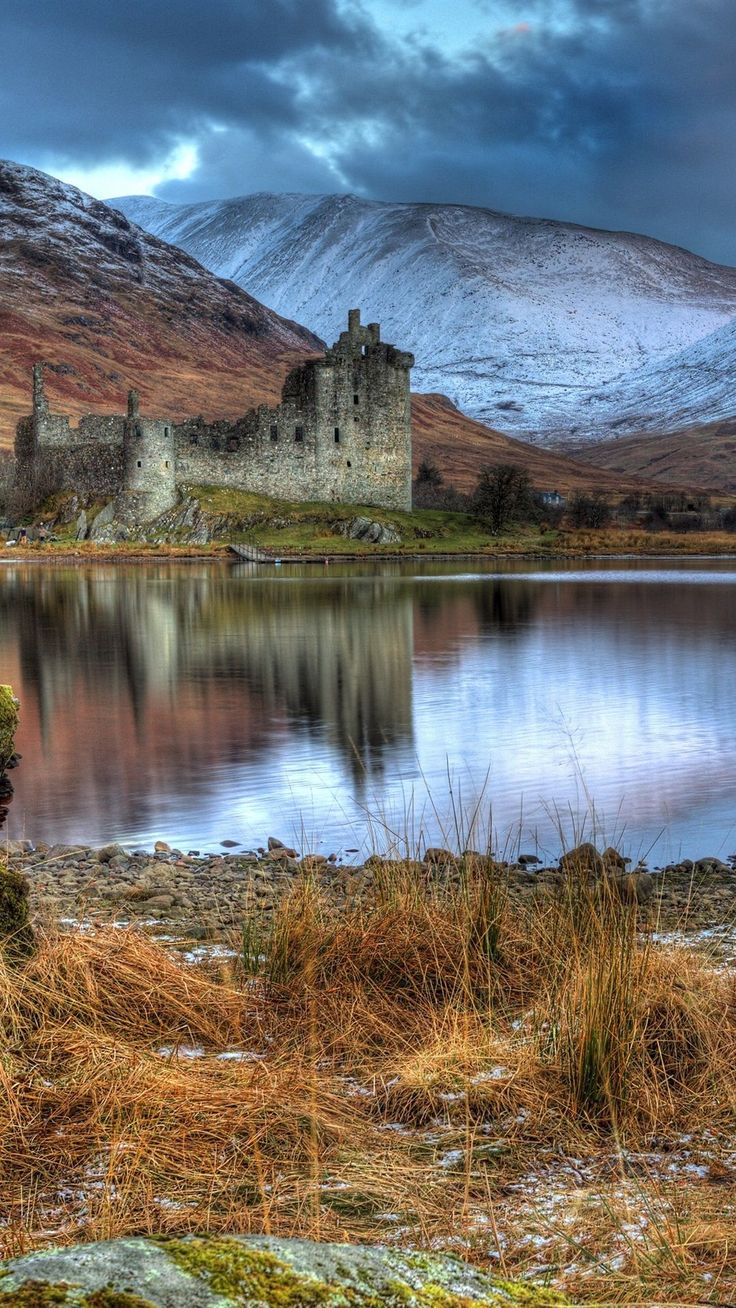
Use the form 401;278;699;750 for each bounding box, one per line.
2;0;736;264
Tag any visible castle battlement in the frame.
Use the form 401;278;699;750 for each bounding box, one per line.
12;310;413;521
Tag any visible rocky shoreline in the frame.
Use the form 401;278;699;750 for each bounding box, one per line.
3;836;735;941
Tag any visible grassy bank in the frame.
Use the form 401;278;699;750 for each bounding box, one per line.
5;485;736;561
2;858;734;1303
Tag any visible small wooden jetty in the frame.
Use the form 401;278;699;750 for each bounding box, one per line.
228;542;276;564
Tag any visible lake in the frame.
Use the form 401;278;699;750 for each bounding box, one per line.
1;557;735;863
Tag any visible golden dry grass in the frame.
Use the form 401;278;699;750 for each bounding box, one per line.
1;868;735;1303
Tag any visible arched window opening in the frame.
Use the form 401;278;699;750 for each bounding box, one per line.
295;425;304;442
334;427;340;443
353;393;359;405
270;424;278;442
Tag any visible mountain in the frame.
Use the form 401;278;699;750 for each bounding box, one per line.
0;161;321;450
0;161;643;496
409;393;638;495
112;191;736;443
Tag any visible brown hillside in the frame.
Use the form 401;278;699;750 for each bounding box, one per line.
411;393;644;494
0;161;322;450
558;421;736;494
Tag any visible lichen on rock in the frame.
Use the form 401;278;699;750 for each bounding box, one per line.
0;686;19;772
0;862;35;963
0;1236;577;1307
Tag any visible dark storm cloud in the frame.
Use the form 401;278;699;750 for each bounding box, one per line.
2;0;736;263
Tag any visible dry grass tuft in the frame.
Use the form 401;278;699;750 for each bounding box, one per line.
1;873;735;1301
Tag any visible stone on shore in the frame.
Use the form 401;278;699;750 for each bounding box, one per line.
0;862;35;963
0;1234;573;1305
0;684;19;772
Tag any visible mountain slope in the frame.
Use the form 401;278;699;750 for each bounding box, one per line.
564;419;736;494
0;160;645;496
569;315;736;437
113;191;736;441
0;162;322;449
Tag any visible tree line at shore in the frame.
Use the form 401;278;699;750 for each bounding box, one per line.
414;460;736;535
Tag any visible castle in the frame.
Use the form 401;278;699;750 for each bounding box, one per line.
12;310;414;520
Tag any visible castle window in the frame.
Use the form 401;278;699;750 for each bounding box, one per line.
270;424;278;442
165;461;170;468
211;436;221;451
346;460;352;467
353;393;359;405
227;436;240;452
361;346;367;356
164;427;170;438
135;422;143;438
294;425;304;442
334;427;340;443
190;433;199;446
137;460;142;468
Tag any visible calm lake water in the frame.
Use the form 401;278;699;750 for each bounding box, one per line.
1;557;736;863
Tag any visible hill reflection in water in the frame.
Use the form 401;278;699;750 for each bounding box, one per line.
1;559;736;862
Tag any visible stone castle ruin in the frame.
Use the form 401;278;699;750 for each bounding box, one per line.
12;309;414;521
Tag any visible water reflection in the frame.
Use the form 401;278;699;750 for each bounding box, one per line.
1;559;736;860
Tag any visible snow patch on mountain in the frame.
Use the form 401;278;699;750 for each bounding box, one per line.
112;191;736;442
576;315;736;436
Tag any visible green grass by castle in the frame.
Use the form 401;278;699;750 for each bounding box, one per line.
184;485;548;555
11;485;736;558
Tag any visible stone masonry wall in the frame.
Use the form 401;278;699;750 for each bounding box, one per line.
12;311;413;519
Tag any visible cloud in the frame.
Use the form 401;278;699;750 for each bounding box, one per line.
1;0;735;263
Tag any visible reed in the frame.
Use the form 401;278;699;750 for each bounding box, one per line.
1;856;734;1301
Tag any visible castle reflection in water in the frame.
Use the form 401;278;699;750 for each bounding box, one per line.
2;559;735;859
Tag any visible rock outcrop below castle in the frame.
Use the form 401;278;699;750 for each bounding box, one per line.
11;310;414;521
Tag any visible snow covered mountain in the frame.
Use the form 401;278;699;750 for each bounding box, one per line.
574;315;736;436
113;191;736;442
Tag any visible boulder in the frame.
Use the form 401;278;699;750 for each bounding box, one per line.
96;842;128;864
88;501;117;541
338;515;402;545
423;846;460;868
0;685;19;772
0;862;35;963
559;842;605;878
694;857;732;876
0;1234;573;1305
602;846;628;872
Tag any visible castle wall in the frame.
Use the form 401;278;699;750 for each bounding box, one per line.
123;399;177;517
12;310;414;520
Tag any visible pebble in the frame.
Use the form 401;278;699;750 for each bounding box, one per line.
4;841;733;944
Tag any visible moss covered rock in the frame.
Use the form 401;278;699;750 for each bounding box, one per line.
0;1236;579;1306
0;863;35;963
0;686;18;772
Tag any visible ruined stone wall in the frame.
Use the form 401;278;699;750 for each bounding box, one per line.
11;312;413;519
173;312;413;511
35;443;124;501
12;420;125;516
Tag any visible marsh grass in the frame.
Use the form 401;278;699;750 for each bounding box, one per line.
1;855;735;1301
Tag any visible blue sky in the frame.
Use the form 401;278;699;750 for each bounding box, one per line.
2;0;736;264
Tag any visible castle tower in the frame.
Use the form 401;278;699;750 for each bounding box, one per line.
32;363;48;422
312;309;414;511
122;390;177;520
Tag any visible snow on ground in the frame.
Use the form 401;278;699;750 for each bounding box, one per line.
113;190;736;442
